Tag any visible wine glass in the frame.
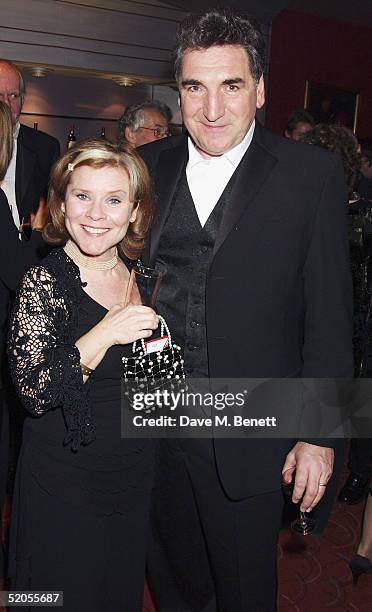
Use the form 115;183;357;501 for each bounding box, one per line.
125;260;167;309
19;214;32;240
282;469;316;535
20;197;48;241
291;510;316;535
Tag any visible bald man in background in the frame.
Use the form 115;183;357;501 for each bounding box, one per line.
0;59;60;226
0;61;60;581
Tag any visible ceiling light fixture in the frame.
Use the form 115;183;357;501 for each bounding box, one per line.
27;66;54;78
112;76;142;87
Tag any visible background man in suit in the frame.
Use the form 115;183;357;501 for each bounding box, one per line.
0;61;60;563
0;59;60;228
118;100;172;148
0;59;59;367
284;108;315;141
141;8;353;611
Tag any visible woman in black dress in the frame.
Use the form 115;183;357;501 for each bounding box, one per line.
301;123;372;375
7;138;159;610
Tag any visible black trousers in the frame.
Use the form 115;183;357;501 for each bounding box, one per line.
348;438;372;477
0;390;9;580
148;439;283;612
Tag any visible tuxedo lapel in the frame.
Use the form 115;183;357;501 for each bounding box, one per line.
149;139;188;265
16;130;37;219
147;125;278;264
213;125;278;258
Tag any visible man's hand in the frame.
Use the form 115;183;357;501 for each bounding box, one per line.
31;197;49;230
282;442;334;512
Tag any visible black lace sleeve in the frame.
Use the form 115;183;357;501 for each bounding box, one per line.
8;264;96;451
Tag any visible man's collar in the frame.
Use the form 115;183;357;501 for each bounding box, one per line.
13;122;20;139
187;119;255;169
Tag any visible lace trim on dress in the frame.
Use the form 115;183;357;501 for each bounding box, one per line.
8;249;96;451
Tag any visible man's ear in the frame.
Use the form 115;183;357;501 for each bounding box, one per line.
61;202;65;214
284;130;291;139
125;126;137;146
256;75;265;109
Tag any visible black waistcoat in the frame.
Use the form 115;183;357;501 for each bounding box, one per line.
156;169;233;377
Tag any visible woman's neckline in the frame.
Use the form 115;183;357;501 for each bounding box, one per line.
64;239;118;271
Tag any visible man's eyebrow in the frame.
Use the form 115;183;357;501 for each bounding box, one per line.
181;79;202;88
180;78;245;88
222;78;245;85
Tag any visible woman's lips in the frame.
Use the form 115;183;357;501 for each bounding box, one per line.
81;225;109;235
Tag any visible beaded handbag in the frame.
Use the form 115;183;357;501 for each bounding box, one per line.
122;315;185;412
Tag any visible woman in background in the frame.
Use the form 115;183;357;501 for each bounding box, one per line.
301;124;372;584
301;123;370;375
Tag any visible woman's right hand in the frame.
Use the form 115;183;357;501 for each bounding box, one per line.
98;304;159;348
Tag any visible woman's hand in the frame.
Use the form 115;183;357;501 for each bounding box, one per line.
99;304;159;349
75;304;159;380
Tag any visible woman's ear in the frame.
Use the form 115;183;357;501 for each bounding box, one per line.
61;202;65;214
130;202;139;223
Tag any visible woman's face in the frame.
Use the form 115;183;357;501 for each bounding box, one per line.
61;164;137;259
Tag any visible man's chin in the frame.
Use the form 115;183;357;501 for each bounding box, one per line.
194;141;227;159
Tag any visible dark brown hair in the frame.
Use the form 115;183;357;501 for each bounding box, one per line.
174;7;266;84
44;138;153;260
286;109;315;135
301;124;361;198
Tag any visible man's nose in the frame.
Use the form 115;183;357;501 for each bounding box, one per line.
0;93;11;106
203;93;225;122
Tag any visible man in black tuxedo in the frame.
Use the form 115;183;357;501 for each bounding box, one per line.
0;59;59;339
0;58;60;365
0;59;60;361
140;8;353;611
0;62;59;575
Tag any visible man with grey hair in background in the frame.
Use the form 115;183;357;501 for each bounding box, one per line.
118;99;172;147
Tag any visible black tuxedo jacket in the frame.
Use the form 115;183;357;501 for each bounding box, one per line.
0;189;43;386
139;122;353;498
0;124;59;381
16;124;60;220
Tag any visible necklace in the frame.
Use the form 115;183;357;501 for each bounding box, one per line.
64;240;118;270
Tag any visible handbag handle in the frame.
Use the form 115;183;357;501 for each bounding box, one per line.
132;314;172;354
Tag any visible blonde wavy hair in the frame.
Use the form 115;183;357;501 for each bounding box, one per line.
44;138;154;260
0;101;14;181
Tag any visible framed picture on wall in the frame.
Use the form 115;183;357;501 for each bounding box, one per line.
304;81;360;132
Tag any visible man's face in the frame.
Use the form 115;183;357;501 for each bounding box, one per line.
179;45;265;159
0;63;23;124
287;121;314;141
125;109;169;147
